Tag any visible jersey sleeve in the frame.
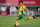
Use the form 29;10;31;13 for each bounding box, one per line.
23;6;26;9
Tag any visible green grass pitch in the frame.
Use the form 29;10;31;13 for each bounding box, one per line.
0;16;40;27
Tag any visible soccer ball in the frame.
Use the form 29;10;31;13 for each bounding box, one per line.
16;23;20;26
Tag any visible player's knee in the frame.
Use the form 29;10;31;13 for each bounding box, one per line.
16;17;19;20
24;18;27;20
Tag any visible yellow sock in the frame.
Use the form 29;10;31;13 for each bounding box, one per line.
28;16;33;19
16;20;18;24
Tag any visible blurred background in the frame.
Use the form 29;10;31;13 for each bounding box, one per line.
0;0;40;16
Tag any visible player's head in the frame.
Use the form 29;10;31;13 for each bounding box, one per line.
19;1;23;5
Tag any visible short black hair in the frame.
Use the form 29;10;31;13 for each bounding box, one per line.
19;1;23;3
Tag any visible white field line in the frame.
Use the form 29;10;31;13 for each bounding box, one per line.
0;23;40;24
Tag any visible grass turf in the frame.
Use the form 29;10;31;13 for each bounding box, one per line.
0;16;40;27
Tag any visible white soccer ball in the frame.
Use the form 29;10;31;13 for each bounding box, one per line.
16;23;20;26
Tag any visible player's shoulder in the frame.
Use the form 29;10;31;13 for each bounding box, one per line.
23;5;26;8
23;5;26;7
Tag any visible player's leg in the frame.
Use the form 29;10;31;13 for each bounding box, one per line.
28;16;37;19
22;14;28;20
32;16;37;19
16;17;19;24
14;17;19;26
23;14;37;20
16;15;22;24
23;14;33;20
15;15;22;26
28;16;33;19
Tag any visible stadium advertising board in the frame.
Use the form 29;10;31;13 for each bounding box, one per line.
19;0;40;6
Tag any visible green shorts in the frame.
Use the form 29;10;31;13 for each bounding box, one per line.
18;14;26;20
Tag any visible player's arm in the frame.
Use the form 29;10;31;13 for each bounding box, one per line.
26;8;32;14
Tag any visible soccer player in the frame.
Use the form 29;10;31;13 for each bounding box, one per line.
15;1;37;26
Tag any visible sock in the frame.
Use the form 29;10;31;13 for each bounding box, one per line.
28;16;33;19
16;20;18;24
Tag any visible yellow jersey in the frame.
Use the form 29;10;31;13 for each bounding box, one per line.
19;5;26;15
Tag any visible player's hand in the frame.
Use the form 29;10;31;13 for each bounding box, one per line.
30;12;32;14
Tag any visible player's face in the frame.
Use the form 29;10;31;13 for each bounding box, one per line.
20;2;23;5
